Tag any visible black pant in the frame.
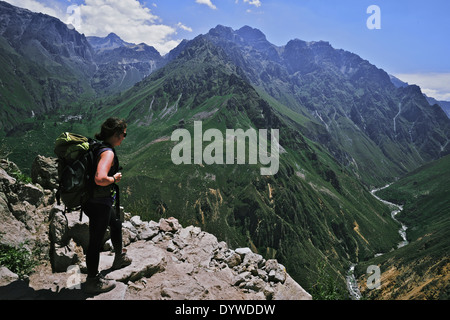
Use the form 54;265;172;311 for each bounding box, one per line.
83;201;122;278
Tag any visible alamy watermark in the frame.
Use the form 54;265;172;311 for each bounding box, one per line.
367;5;381;30
66;265;82;290
366;265;381;290
66;5;82;31
171;121;280;175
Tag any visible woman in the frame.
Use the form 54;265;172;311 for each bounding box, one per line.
83;117;132;294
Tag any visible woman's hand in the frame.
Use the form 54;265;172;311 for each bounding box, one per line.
113;172;122;184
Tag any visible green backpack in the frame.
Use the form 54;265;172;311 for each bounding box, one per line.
54;132;101;212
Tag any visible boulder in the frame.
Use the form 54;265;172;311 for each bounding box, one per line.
130;216;159;240
49;209;70;246
16;183;44;208
9;201;37;229
0;168;44;249
272;274;312;300
159;217;181;233
265;259;286;283
0;159;20;177
0;167;16;187
104;241;167;283
225;252;242;268
235;247;253;258
178;229;219;267
0;193;34;248
31;156;58;191
52;240;79;272
66;211;90;252
0;267;19;287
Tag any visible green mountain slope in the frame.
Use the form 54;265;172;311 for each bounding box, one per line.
204;25;450;187
86;35;402;294
356;154;450;299
0;1;96;132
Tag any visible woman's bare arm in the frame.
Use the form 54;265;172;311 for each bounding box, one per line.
94;150;121;186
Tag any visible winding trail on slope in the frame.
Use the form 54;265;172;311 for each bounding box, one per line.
394;102;402;136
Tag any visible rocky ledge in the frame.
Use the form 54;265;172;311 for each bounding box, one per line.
0;156;311;300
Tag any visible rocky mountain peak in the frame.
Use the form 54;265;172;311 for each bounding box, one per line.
207;24;236;41
236;25;268;43
0;1;94;62
87;32;133;52
106;32;121;40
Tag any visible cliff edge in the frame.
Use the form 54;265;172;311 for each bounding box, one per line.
0;156;311;300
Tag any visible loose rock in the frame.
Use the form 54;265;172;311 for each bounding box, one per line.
0;158;312;301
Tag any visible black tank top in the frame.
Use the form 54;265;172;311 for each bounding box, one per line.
90;144;119;206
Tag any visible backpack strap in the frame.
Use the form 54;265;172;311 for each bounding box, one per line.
56;186;61;206
113;183;121;222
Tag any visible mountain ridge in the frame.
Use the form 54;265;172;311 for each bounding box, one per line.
202;25;450;186
87;32;134;52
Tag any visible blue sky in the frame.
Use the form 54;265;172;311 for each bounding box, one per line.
4;0;450;100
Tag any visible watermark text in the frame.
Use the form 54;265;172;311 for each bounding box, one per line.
367;5;381;30
171;121;280;175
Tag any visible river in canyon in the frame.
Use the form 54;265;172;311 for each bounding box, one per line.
346;184;409;300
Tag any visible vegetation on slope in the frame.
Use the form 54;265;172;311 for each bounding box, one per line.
356;154;450;299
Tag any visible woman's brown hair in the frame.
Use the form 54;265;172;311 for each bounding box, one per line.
95;117;127;141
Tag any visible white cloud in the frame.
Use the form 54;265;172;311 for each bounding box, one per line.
177;22;193;32
5;0;64;19
4;0;182;55
235;0;262;14
395;73;450;101
74;0;180;55
422;88;450;102
244;0;262;7
195;0;217;10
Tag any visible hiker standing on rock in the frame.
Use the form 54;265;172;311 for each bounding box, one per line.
83;117;132;294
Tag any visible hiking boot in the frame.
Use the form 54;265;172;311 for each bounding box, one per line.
112;250;132;270
83;274;116;294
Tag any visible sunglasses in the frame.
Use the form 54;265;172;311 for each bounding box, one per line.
122;132;127;138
